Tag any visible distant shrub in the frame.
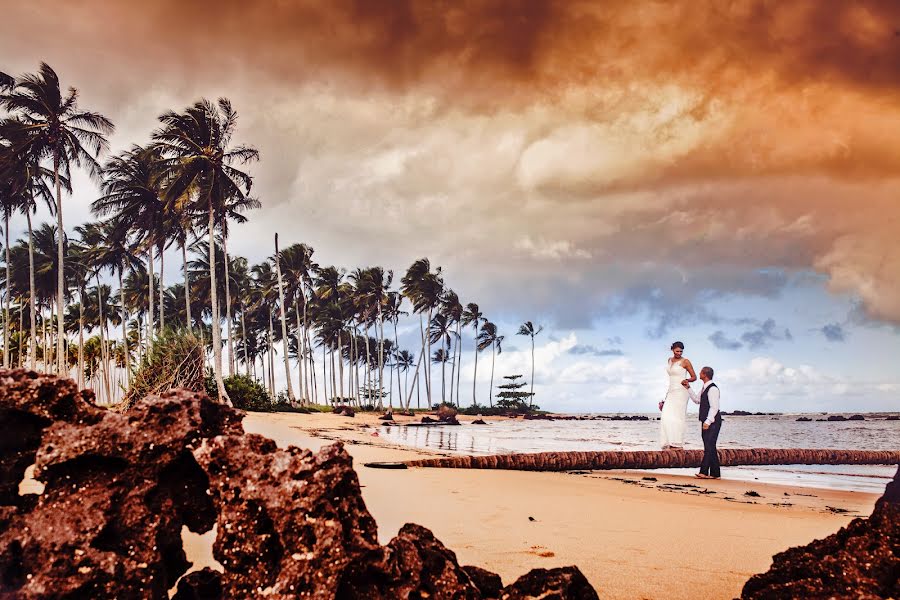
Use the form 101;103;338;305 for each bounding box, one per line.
206;374;273;412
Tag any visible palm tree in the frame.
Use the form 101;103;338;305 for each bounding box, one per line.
0;127;63;371
384;291;407;409
476;321;502;408
429;312;453;404
400;258;443;409
517;321;544;407
279;243;317;402
440;290;463;405
461;303;483;406
273;233;295;403
1;63;114;375
153;98;259;403
92;144;169;339
395;349;415;407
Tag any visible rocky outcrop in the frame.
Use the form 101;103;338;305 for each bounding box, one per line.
403;448;900;471
0;373;242;598
0;369;598;599
742;465;900;599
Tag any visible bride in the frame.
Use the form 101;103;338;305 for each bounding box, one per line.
659;341;697;449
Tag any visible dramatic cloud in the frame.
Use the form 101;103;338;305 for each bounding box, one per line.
709;331;743;351
2;0;900;330
821;323;847;342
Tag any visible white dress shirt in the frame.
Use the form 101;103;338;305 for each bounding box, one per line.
687;380;720;425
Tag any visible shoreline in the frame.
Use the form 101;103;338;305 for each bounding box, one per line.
216;410;887;599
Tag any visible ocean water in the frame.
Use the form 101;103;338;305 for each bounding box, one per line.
378;414;900;493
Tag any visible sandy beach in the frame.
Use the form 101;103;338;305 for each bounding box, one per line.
179;410;884;600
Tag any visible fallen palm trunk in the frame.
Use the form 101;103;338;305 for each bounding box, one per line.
372;448;900;471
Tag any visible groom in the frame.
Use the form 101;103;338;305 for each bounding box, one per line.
682;367;722;479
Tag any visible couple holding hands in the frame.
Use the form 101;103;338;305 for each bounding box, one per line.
659;341;723;479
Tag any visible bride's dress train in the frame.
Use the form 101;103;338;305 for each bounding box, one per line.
660;359;689;448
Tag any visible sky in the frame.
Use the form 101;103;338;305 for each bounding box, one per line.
2;0;899;412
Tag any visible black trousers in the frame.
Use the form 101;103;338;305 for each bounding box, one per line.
700;419;722;477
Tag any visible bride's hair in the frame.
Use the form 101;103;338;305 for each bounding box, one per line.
671;341;684;350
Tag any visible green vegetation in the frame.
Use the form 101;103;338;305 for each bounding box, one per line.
122;329;205;410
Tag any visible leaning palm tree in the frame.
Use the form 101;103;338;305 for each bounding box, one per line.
1;63;114;375
153;98;259;403
273;233;295;403
461;302;483;406
440;290;463;405
400;258;443;408
477;321;502;408
517;321;543;407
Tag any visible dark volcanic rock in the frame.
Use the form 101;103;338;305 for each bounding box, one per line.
0;381;242;599
503;566;600;599
742;465;900;599
795;417;812;422
464;565;503;597
195;434;384;597
524;413;554;421
0;371;599;599
0;369;99;507
333;405;355;417
827;415;848;422
171;567;224;600
848;414;865;421
472;419;488;425
378;412;394;421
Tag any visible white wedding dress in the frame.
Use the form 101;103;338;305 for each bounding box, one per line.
660;359;689;448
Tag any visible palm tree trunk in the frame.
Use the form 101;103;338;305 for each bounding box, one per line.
207;201;229;404
240;302;249;377
425;309;432;406
274;234;294;402
449;332;456;406
18;300;24;368
159;245;165;332
97;279;111;403
489;343;496;408
119;268;129;388
393;320;402;410
182;241;192;331
321;345;328;404
530;335;535;407
267;307;275;397
223;235;235;377
472;322;479;407
294;302;307;404
377;308;385;408
78;290;84;389
404;349;424;410
3;211;9;369
25;211;36;371
53;153;66;376
454;321;462;406
147;247;155;337
364;324;372;403
442;336;447;403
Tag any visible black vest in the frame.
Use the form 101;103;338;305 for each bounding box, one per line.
699;383;721;423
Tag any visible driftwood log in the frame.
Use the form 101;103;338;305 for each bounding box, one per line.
380;449;900;471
